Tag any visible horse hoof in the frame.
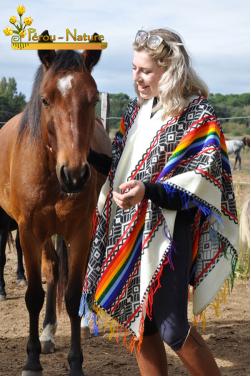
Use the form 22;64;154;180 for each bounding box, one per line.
16;278;27;287
41;340;55;354
22;371;43;376
0;294;6;301
81;326;91;339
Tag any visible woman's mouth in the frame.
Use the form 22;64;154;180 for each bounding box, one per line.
138;85;149;91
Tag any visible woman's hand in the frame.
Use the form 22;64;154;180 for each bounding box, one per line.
112;180;145;209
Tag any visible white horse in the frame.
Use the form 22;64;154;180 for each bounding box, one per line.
226;137;249;170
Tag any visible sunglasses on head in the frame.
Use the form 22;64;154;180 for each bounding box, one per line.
134;30;183;51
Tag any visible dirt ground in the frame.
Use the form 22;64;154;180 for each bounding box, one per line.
0;151;249;376
0;251;249;376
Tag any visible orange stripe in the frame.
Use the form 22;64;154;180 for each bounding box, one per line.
176;122;220;153
95;217;144;299
119;117;126;135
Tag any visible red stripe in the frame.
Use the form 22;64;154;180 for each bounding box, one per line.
221;206;238;222
222;172;233;183
185;115;218;134
125;303;142;326
195;167;223;190
194;244;224;285
130;117;179;180
178;146;217;167
102;203;147;270
110;258;141;314
111;215;164;315
141;216;163;249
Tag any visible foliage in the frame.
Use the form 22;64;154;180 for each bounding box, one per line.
102;93;250;136
0;77;249;138
96;92;130;131
0;77;26;124
209;93;250;136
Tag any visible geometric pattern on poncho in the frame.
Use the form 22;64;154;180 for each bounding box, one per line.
80;95;238;338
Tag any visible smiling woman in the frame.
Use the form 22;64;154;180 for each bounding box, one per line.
80;27;238;376
132;49;164;99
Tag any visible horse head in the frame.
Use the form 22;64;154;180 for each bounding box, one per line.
242;136;250;148
37;31;101;193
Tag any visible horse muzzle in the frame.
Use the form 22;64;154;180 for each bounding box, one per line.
58;163;91;193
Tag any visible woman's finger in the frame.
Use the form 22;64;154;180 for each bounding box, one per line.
119;180;137;192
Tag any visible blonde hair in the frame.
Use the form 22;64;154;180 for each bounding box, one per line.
133;28;209;117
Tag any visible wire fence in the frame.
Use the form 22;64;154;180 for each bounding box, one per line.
1;116;250;126
105;116;250;121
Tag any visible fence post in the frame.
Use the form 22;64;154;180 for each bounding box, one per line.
100;92;110;133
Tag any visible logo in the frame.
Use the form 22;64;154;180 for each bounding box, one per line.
3;5;108;50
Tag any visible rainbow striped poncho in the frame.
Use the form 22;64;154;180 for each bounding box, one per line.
79;96;238;343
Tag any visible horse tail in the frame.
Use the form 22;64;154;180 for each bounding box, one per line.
56;235;68;313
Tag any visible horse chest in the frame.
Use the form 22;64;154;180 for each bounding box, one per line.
55;195;88;222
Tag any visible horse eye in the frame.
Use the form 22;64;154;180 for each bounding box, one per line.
41;97;50;107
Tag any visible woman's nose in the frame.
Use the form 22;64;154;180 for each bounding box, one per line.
133;69;143;83
136;74;143;84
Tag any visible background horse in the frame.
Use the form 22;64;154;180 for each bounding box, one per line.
226;137;250;170
0;208;26;300
0;30;111;376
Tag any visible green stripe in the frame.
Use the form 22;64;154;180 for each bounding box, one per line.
170;131;220;160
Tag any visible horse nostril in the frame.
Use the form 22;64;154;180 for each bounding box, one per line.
59;164;91;193
80;164;91;182
60;165;70;185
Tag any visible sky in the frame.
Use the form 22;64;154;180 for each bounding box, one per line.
0;0;249;101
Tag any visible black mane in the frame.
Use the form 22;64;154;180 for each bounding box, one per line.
18;50;84;139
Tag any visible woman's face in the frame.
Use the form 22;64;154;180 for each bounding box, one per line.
132;50;164;99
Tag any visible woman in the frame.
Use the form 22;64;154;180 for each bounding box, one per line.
81;28;238;375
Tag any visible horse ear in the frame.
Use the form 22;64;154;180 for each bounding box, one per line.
82;33;102;72
37;30;56;69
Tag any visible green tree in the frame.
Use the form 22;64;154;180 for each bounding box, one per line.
96;93;130;131
209;93;250;136
0;77;26;124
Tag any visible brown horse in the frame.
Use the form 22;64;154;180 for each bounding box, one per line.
0;36;111;375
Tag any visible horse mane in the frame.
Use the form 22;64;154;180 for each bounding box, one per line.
18;51;84;140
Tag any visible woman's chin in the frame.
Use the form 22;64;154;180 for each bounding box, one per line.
139;92;153;100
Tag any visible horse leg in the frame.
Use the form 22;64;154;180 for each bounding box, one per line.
0;230;8;300
65;229;91;376
16;230;27;285
234;152;238;170
238;153;242;170
40;239;59;354
19;227;45;376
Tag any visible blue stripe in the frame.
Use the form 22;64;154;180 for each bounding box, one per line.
100;230;143;310
158;135;221;180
